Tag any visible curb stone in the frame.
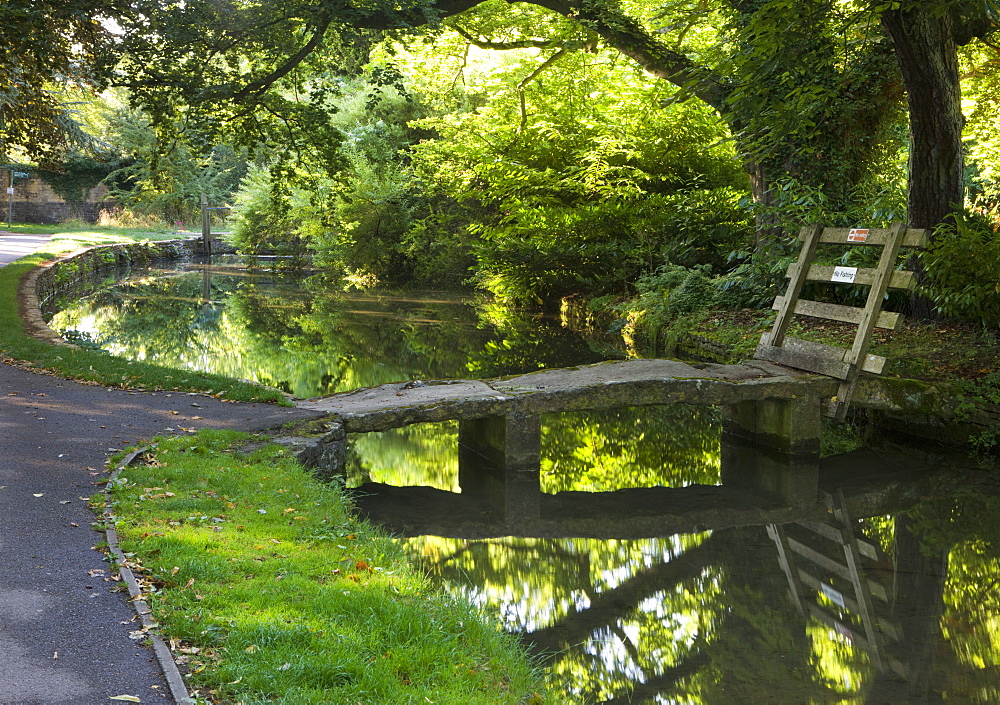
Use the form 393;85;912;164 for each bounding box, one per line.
103;447;193;705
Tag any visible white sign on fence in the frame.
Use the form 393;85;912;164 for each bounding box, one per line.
821;582;847;609
831;266;858;284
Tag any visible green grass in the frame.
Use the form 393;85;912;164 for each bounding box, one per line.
107;431;543;704
0;223;286;403
3;219;183;241
683;309;1000;383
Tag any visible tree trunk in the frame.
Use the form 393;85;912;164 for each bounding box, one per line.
744;159;788;255
882;5;964;318
882;5;965;230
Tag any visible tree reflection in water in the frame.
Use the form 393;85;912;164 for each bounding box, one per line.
45;258;611;398
45;258;1000;703
367;420;1000;704
348;405;721;493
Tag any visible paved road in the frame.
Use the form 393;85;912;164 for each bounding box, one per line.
0;233;55;265
0;234;320;704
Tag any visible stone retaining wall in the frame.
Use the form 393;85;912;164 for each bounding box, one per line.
19;238;203;348
10;201;118;225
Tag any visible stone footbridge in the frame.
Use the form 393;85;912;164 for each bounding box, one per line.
293;359;841;508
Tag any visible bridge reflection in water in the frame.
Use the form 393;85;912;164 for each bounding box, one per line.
348;405;977;704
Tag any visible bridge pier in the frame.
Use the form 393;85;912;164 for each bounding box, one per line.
458;412;541;524
458;412;541;473
721;396;821;506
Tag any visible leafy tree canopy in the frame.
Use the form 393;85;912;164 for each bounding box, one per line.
0;0;124;164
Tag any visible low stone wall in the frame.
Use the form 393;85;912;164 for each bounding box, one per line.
10;201;118;225
20;238;203;347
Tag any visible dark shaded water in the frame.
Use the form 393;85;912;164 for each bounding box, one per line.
46;257;1000;703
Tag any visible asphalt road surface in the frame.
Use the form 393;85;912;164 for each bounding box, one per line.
0;232;319;704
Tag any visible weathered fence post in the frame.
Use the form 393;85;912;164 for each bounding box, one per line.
200;193;211;255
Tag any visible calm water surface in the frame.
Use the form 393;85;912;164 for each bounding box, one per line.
352;407;1000;704
46;257;1000;703
45;257;614;397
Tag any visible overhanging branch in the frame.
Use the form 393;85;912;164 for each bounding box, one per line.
452;23;563;49
229;13;333;103
517;0;730;111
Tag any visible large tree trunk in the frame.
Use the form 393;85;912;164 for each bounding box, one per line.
882;5;965;230
882;5;964;318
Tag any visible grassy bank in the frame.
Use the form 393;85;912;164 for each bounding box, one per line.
598;284;1000;385
0;224;286;403
659;308;1000;382
104;431;542;704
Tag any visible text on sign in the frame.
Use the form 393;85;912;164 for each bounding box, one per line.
831;266;858;284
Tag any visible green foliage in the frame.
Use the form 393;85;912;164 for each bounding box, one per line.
101;103;248;225
37;153;122;206
402;46;751;303
960;33;1000;203
714;247;797;310
919;209;1000;327
229;165;311;262
0;0;121;164
721;3;908;217
749;176;908;234
608;263;718;355
229;74;432;282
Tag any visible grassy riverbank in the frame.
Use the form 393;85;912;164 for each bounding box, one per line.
660;308;1000;383
104;431;542;704
0;223;286;403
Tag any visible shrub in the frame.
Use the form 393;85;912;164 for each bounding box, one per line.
919;210;1000;328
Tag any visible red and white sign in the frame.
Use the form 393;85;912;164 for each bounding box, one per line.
847;228;869;243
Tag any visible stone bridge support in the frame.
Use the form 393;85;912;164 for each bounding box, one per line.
721;395;822;507
458;412;542;525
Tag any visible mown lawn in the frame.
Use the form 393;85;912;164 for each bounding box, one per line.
105;431;543;704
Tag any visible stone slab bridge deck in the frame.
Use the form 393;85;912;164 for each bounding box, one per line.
298;358;838;432
294;359;841;508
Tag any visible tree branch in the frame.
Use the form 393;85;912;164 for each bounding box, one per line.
451;23;565;50
517;47;568;133
519;0;730;111
228;13;332;103
348;0;729;113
